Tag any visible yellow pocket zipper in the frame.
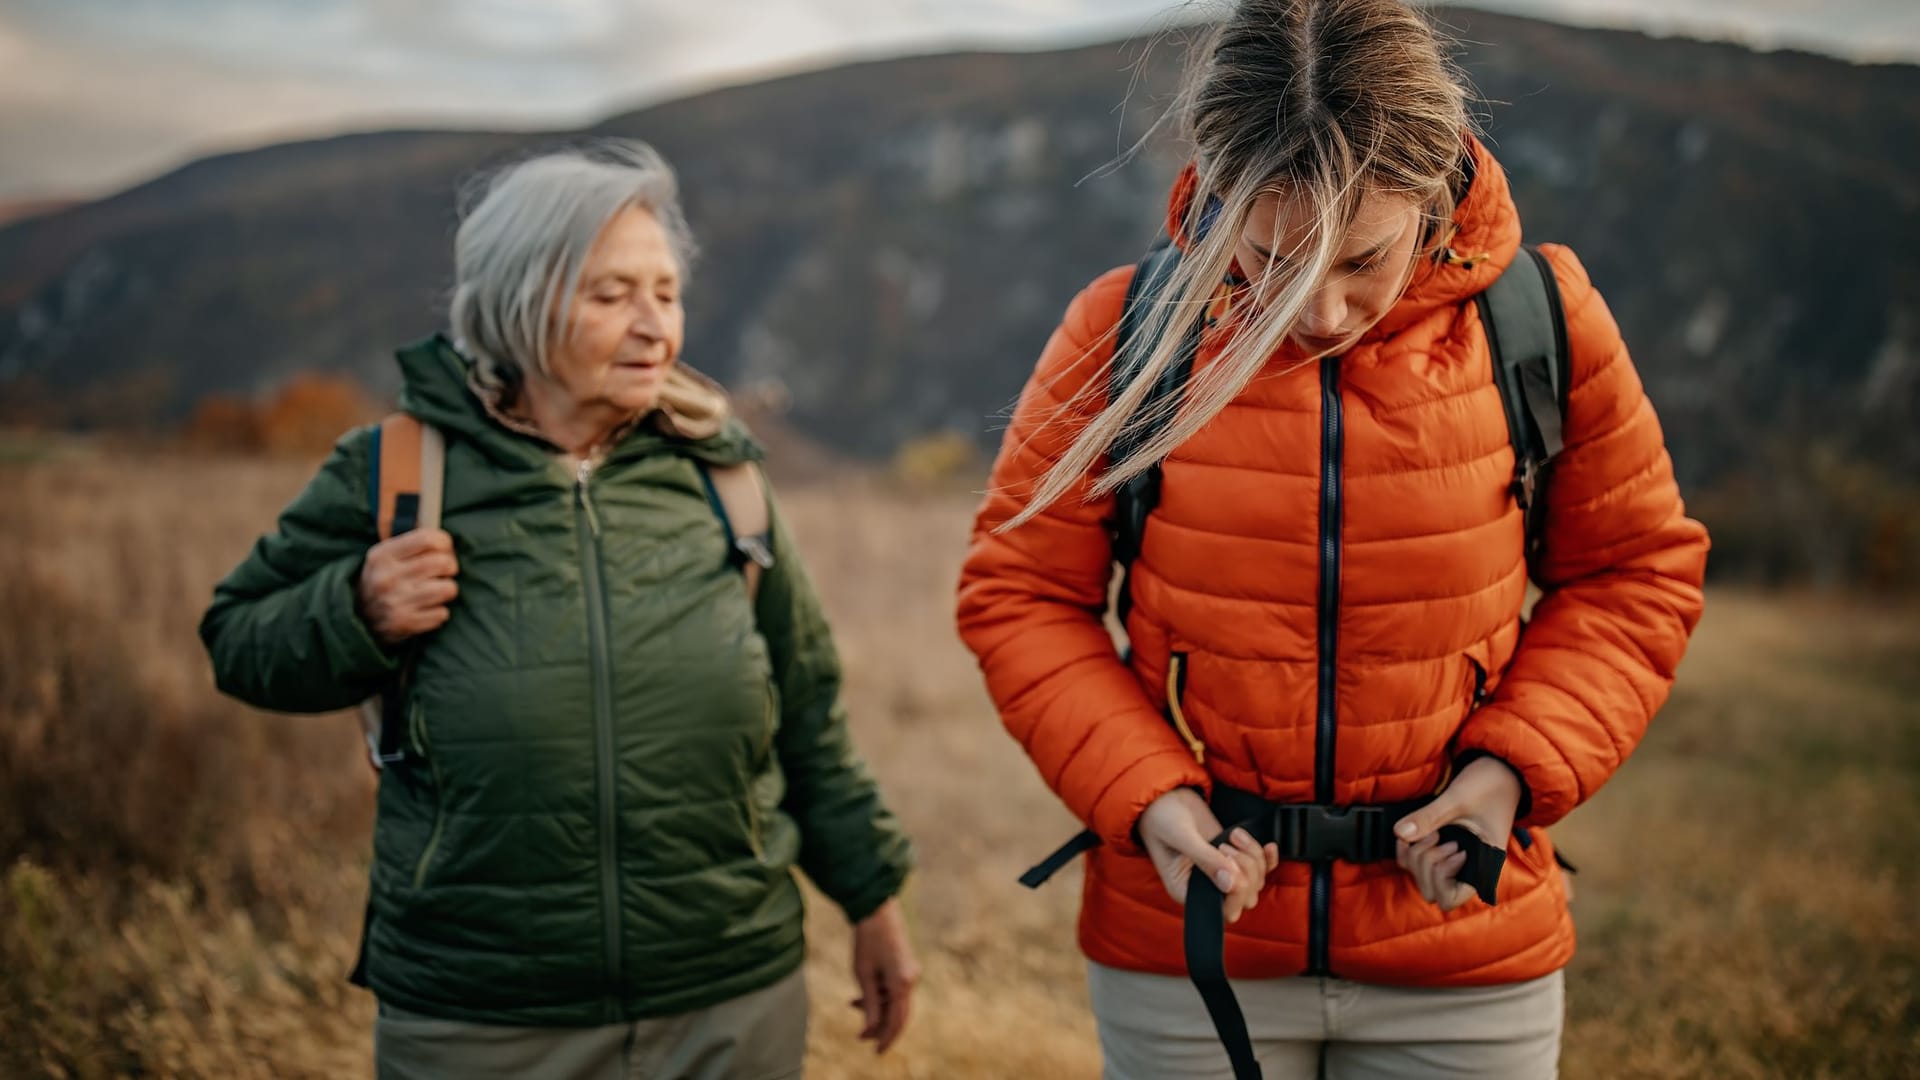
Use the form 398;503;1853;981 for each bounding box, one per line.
1165;652;1206;766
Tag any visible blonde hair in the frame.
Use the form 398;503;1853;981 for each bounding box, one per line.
1006;0;1473;529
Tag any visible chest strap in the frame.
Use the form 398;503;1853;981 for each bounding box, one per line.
1021;785;1507;1080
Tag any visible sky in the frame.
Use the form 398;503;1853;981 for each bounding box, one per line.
1;0;1916;203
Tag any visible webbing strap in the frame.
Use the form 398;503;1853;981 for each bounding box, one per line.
1186;872;1261;1079
1476;246;1569;563
373;413;442;540
364;414;443;772
1183;789;1508;1080
698;462;774;604
1018;829;1101;890
1110;240;1203;631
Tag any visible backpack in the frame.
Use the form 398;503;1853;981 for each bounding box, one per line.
354;414;774;772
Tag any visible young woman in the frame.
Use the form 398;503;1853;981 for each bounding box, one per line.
956;2;1709;1076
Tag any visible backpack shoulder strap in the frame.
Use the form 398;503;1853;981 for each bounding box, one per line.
1475;245;1570;565
1109;240;1188;475
370;413;444;540
360;412;444;774
698;461;774;604
1110;239;1202;565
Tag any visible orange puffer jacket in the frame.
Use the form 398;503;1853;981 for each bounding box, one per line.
956;136;1709;986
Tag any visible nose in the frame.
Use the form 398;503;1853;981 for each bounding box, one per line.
1298;283;1348;339
627;297;664;341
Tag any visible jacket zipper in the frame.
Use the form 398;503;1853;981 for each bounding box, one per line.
410;699;446;889
747;683;778;860
575;458;623;1022
1310;356;1344;976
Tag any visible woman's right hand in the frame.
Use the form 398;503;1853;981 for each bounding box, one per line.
1137;788;1279;923
355;528;460;647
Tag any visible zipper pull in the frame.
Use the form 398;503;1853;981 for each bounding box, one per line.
574;458;601;538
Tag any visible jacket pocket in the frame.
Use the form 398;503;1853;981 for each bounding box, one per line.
746;679;780;860
409;699;448;890
1464;653;1490;712
1165;651;1206;766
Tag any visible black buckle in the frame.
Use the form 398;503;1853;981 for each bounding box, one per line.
1276;805;1390;862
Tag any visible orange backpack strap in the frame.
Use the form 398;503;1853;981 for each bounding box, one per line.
699;462;774;603
370;413;444;540
360;413;444;777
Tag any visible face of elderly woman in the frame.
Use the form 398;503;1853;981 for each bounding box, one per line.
542;204;685;417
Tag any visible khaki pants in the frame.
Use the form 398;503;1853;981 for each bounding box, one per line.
1088;962;1563;1080
374;968;808;1080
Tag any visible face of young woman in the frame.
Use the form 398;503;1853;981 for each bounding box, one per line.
1234;187;1425;360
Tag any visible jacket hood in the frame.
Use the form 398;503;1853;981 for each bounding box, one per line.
1161;132;1523;341
393;335;762;470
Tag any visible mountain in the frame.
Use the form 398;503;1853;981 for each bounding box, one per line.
0;200;80;229
1;8;1916;582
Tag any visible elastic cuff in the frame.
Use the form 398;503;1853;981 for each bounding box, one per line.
1094;750;1211;857
1454;749;1533;821
835;863;911;925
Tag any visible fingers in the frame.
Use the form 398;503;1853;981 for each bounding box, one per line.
1219;829;1268;923
854;962;918;1053
359;531;460;646
1400;836;1469;908
1138;789;1232;905
875;964;918;1053
400;576;460;608
400;551;461;579
1169;831;1240;902
1393;797;1454;847
384;528;455;560
853;960;883;1042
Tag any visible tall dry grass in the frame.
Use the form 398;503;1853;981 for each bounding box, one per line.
2;440;1916;1078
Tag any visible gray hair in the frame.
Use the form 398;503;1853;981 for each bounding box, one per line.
450;139;697;392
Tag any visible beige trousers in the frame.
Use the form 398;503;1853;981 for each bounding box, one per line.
1088;962;1563;1080
374;968;808;1080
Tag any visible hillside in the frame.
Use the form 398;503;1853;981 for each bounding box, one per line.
1;7;1917;581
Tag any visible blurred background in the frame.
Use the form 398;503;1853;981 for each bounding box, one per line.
2;1;1916;1076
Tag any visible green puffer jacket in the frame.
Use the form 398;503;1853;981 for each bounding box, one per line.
200;336;913;1026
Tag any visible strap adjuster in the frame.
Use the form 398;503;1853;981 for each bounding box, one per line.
734;534;775;570
1274;804;1391;862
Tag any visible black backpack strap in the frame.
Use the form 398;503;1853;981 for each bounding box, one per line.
1476;245;1570;566
1182;791;1508;1080
1185;873;1262;1079
1017;240;1207;895
1110;239;1205;630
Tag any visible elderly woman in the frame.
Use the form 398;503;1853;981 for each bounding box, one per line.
200;140;917;1079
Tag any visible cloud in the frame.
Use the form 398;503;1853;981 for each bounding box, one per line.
0;0;1913;200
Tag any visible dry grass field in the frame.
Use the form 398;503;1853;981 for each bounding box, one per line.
3;440;1916;1078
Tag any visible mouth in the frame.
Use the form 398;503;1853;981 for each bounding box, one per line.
1293;331;1351;356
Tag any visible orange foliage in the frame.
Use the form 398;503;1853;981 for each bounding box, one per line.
182;373;378;456
182;395;261;453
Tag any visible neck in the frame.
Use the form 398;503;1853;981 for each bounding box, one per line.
519;378;633;458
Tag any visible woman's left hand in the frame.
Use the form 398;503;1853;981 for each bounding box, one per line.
850;897;919;1054
1392;757;1524;912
